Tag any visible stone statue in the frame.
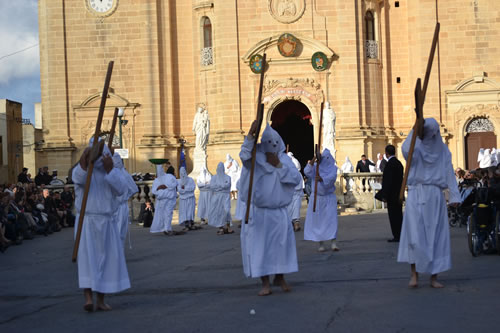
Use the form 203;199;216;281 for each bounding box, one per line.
278;0;297;17
322;101;336;157
192;105;210;152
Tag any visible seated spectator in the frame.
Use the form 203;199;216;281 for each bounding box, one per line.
42;189;62;232
18;168;29;183
8;193;34;241
61;186;75;227
138;199;154;228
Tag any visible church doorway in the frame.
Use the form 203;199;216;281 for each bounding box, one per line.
270;100;314;170
465;117;496;169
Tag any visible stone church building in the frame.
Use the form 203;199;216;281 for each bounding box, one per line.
38;0;500;177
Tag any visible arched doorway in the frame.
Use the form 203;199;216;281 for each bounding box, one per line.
465;117;496;169
270;100;314;170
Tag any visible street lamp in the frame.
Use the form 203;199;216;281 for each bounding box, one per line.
117;107;125;148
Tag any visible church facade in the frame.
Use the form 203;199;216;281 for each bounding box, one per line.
38;0;500;177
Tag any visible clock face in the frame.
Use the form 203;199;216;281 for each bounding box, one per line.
86;0;118;16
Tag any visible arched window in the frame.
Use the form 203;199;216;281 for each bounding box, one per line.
365;11;375;41
202;17;212;48
201;17;213;66
365;11;377;59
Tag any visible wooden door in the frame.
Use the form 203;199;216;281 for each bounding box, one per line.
465;132;497;169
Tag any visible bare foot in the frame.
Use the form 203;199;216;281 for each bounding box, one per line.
430;275;444;288
96;303;112;311
408;274;418;288
83;303;94;312
273;274;291;292
258;286;272;296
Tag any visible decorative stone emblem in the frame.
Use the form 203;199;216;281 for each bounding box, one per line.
268;0;306;24
277;33;298;57
311;52;328;71
249;54;264;73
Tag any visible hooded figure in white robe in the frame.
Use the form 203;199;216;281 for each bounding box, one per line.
150;165;178;234
376;153;383;172
225;154;241;198
177;167;196;227
479;148;493;168
286;152;304;230
341;156;354;173
112;153;139;247
73;139;130;294
397;118;460;279
477;148;484;164
208;162;232;231
196;166;212;222
304;149;339;251
239;124;302;279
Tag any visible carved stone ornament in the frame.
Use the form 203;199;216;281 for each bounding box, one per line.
262;77;323;104
268;0;306;24
466;117;495;133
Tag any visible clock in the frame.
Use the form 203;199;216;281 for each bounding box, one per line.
86;0;118;17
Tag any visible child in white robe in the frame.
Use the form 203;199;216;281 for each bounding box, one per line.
239;123;302;296
208;162;233;235
398;118;460;288
150;165;178;235
73;140;130;312
177;167;196;231
304;148;339;252
196;166;211;224
112;153;138;247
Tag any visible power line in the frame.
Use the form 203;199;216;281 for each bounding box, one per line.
0;43;39;62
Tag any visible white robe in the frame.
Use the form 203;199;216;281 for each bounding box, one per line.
304;149;339;242
397;119;460;274
234;179;247;221
178;173;196;224
196;169;211;220
208;163;232;227
239;127;302;278
73;163;130;293
150;173;178;233
286;152;303;222
225;155;240;192
112;153;139;246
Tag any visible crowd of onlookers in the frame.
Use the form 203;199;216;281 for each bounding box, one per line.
0;167;75;253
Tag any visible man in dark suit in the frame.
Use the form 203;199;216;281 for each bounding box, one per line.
377;145;403;242
356;155;375;191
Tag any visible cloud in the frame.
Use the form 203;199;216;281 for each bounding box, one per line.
0;0;39;85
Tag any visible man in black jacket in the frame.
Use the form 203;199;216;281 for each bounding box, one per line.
377;145;404;242
356;155;375;191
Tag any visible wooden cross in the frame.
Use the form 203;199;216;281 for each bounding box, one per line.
72;61;115;262
399;23;440;202
313;102;324;212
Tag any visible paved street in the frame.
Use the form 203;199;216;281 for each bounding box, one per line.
1;207;499;332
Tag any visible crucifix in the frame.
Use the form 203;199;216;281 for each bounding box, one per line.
399;23;440;202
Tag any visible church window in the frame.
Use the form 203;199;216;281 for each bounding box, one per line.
201;17;213;66
365;11;377;59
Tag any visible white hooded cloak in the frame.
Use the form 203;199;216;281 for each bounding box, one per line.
304;149;339;241
208;162;232;227
397;118;460;274
239;125;302;278
177;167;196;224
196;166;212;220
72;139;130;293
150;165;178;233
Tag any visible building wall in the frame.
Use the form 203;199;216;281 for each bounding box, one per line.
38;0;500;178
0;99;24;184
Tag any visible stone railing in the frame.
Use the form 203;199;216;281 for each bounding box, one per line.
365;40;378;59
339;172;385;211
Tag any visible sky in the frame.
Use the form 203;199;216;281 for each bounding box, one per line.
0;0;40;124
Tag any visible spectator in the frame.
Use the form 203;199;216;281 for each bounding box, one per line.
18;168;29;183
356;154;375;191
42;189;62;232
138;199;154;228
